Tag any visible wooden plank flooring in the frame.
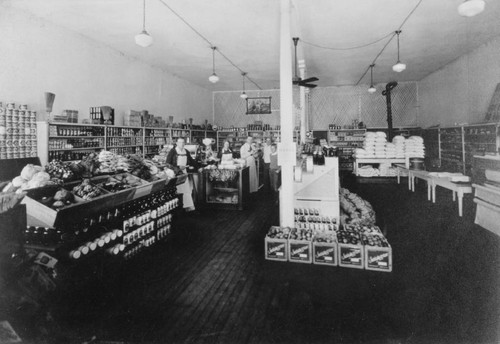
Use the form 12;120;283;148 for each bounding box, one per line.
48;183;500;344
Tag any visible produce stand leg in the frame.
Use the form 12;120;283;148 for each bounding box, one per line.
432;182;436;203
397;168;400;184
427;181;431;201
452;191;456;202
408;171;412;190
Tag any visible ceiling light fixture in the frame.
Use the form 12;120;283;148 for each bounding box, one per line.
135;0;153;47
240;72;248;99
208;46;220;83
368;64;377;93
458;0;485;17
392;30;406;73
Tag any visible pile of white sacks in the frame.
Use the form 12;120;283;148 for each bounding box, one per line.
354;132;425;159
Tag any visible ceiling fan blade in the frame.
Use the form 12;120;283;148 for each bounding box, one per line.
301;77;319;83
301;83;317;89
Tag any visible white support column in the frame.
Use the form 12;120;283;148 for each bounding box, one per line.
299;60;306;144
279;0;295;228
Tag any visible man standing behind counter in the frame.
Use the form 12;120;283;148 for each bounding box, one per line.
240;136;259;193
262;138;272;193
166;137;198;211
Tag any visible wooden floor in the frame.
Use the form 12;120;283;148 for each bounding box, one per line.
32;179;500;343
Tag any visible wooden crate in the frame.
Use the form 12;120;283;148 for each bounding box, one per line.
338;243;364;269
313;242;338;266
264;237;288;261
288;239;312;264
364;245;392;272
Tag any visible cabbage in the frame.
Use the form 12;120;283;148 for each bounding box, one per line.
12;176;26;188
165;168;176;179
32;171;51;182
27;179;44;189
21;164;41;181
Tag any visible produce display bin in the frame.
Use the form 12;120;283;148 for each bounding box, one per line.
364;245;392;272
313;242;338;266
265;237;288;261
338;243;364;269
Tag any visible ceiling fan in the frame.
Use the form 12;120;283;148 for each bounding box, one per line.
292;37;318;89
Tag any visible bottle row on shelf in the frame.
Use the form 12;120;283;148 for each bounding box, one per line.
49;138;104;150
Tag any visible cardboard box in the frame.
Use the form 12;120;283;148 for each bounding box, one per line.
288;239;312;263
338;243;364;269
313;242;337;266
364;245;392;272
265;237;288;261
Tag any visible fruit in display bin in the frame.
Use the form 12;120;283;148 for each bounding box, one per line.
336;227;361;245
72;153;100;178
361;233;389;247
45;159;75;181
314;230;337;243
72;179;103;200
290;228;314;241
339;187;376;226
266;226;290;239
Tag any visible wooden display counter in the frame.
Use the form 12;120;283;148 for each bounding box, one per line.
204;167;249;210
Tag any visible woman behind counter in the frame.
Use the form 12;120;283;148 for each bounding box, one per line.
166;137;198;211
217;140;234;162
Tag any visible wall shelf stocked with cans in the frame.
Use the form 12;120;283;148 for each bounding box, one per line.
37;122;218;165
0;102;38;160
328;129;366;172
421;123;500;175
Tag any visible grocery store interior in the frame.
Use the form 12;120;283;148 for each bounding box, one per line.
0;0;499;343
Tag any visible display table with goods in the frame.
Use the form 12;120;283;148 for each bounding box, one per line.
264;186;392;272
1;154;184;263
204;163;249;210
354;132;426;181
472;155;500;236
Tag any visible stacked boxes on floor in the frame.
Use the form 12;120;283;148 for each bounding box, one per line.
264;210;392;272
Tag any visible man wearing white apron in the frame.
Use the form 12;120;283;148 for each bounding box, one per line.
166;137;197;211
240;136;258;193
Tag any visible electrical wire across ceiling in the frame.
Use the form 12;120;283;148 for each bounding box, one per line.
355;0;424;85
157;0;263;90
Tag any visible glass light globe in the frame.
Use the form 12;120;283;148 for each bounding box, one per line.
209;73;219;83
135;30;153;47
392;62;406;73
240;92;248;99
458;0;485;17
368;86;377;94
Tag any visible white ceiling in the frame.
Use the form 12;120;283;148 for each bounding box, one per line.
4;0;500;91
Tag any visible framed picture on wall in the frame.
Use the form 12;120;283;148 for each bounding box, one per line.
246;97;272;115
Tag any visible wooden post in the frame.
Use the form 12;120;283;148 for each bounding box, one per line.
279;0;295;228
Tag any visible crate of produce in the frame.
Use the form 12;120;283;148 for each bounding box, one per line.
288;228;313;264
21;185;86;227
361;232;392;272
312;230;337;266
337;227;364;269
264;226;289;261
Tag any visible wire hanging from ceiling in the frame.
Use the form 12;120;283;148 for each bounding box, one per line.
157;0;263;90
300;31;395;51
355;0;424;85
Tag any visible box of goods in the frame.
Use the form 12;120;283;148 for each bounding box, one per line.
337;226;364;269
21;185;86;227
265;226;290;261
126;110;143;127
288;228;313;264
108;173;152;199
362;232;392;272
312;230;337;266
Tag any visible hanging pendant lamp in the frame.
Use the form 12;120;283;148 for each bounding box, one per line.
392;31;406;73
240;72;248;99
458;0;485;17
135;0;153;47
209;46;220;83
368;64;376;93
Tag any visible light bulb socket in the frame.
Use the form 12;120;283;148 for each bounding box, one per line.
135;30;153;47
209;73;219;83
392;62;406;73
458;0;485;17
368;86;377;93
240;92;248;99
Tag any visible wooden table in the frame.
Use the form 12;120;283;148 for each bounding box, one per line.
428;176;472;217
395;164;432;200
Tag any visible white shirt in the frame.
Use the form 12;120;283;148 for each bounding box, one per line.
240;142;253;159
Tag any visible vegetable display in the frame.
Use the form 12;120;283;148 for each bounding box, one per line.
72;179;104;200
